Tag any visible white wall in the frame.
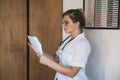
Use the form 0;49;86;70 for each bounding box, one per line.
63;0;120;80
85;29;120;80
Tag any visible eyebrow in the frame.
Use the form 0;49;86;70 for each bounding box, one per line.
63;20;71;22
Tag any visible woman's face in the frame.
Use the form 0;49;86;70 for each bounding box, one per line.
62;15;79;34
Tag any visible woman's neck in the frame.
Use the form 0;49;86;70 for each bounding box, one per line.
71;30;82;39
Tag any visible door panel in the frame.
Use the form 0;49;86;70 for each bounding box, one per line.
0;0;27;80
29;0;62;80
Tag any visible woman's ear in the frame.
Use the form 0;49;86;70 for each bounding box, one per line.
76;21;80;27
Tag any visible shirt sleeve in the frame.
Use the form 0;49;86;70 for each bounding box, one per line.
70;43;90;68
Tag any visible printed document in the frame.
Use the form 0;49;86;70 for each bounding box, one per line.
27;36;43;55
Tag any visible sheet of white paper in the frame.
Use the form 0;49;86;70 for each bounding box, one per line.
27;36;43;55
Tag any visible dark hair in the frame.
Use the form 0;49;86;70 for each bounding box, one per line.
62;8;85;29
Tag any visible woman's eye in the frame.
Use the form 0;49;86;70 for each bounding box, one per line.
62;21;69;26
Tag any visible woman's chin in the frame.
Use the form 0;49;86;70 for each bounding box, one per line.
64;31;69;34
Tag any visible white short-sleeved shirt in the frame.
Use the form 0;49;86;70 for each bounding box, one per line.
54;33;91;80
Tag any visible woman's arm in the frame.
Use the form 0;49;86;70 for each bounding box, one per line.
28;43;80;77
39;55;80;78
28;43;59;62
43;52;59;62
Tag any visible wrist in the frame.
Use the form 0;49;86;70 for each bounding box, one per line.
46;59;54;68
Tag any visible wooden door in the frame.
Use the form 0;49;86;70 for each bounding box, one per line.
0;0;27;80
29;0;62;80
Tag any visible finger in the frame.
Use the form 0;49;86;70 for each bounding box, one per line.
28;43;32;47
37;53;41;58
38;53;43;58
28;43;34;49
38;54;41;59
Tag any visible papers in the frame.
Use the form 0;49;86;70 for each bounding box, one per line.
27;36;43;55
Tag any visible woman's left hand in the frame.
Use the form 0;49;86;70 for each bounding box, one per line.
39;54;51;66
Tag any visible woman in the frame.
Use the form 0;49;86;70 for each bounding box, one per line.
29;8;91;80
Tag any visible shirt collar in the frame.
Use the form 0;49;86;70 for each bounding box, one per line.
73;32;85;40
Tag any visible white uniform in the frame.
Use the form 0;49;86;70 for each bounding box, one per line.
54;33;91;80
